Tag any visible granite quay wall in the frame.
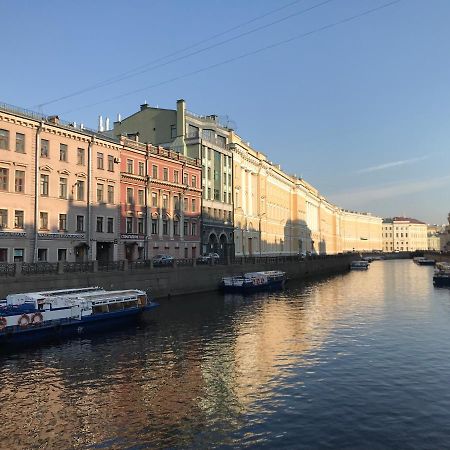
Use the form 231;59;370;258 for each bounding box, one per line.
0;254;355;300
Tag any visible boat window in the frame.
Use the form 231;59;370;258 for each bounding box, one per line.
109;302;124;312
93;304;109;314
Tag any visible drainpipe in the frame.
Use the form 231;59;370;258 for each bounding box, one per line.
33;121;44;262
144;144;149;260
87;136;94;260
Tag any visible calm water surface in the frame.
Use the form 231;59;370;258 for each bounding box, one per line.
2;260;450;449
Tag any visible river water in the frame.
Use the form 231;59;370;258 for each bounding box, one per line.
2;259;450;449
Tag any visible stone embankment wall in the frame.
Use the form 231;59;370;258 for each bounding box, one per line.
0;255;354;300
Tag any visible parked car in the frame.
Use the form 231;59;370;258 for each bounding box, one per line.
197;252;221;264
152;254;174;267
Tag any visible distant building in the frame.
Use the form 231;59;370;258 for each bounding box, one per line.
382;217;428;252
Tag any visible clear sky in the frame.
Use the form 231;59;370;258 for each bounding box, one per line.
2;0;449;224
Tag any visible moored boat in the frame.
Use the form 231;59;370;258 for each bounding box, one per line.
0;287;158;345
350;260;369;270
433;262;450;287
416;258;436;266
220;270;286;293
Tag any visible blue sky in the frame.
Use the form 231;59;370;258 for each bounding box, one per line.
2;0;449;224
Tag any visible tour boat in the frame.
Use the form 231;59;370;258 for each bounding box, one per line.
350;261;369;270
433;262;450;287
220;271;286;293
415;258;436;266
0;287;158;344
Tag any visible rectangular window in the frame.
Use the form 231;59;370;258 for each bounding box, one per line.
37;248;48;262
0;129;9;150
0;248;7;262
108;155;114;171
13;248;24;262
214;189;220;201
16;133;25;153
107;217;114;233
183;220;188;236
191;175;197;188
152;165;158;179
138;161;145;176
40;174;49;196
162;220;168;235
184;198;188;212
138;189;144;206
174;195;180;210
137;218;144;234
0;209;7;229
151;192;158;207
58;249;67;262
171;124;177;138
162;194;168;209
173;220;179;236
191;222;197;236
208;187;211;199
14;210;24;229
97;152;104;169
127;159;133;174
76;215;84;232
188;124;199;138
59;213;67;231
77;148;85;165
59;177;67;199
107;185;114;204
96;217;104;233
163;168;168;181
192;199;196;212
15;170;25;193
183;173;188;185
151;219;158;234
40;212;48;230
127;187;133;204
174;170;179;184
126;217;133;233
41;139;49;157
0;168;9;191
60;143;68;161
97;183;104;203
76;180;85;201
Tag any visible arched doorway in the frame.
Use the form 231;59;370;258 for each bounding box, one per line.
208;233;218;254
219;233;228;259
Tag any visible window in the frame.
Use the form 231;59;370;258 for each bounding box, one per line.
208;188;211;199
217;135;226;148
15;170;25;193
174;170;179;183
191;222;197;236
138;162;145;176
0;248;7;262
191;175;197;188
163;168;168;181
37;248;48;262
58;249;67;262
97;152;104;169
76;180;85;201
183;173;188;185
59;177;67;199
40;212;48;230
41;139;49;157
0;168;9;191
59;214;67;231
202;129;214;141
107;217;114;233
162;220;168;235
152;165;158;179
96;217;104;232
162;194;168;209
207;167;211;179
40;174;49;196
138;189;144;206
107;185;114;204
127;187;133;204
0;129;9;150
151;219;158;234
192;199;196;212
151;192;158;207
173;220;179;236
127;159;133;174
171;124;177;138
60;143;68;161
184;197;188;212
13;248;24;262
214;189;220;201
14;210;24;229
77;148;85;165
137;218;144;234
174;195;180;210
188;124;199;138
108;155;114;172
126;217;133;233
76;215;84;232
183;220;188;236
0;209;7;229
97;183;104;203
16;133;25;153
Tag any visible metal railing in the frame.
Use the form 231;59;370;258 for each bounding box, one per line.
98;261;125;272
0;263;16;277
21;262;59;275
63;262;94;273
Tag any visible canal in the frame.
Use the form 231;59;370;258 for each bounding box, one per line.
1;259;450;449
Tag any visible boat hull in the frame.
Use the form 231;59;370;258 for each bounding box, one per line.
433;276;450;287
0;303;158;346
220;279;285;293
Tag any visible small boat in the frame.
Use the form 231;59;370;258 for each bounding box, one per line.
433;262;450;287
220;271;286;293
415;258;436;266
0;287;158;345
350;261;369;270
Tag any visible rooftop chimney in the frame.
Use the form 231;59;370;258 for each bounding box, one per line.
105;117;110;131
48;115;60;125
98;115;104;132
140;103;149;111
